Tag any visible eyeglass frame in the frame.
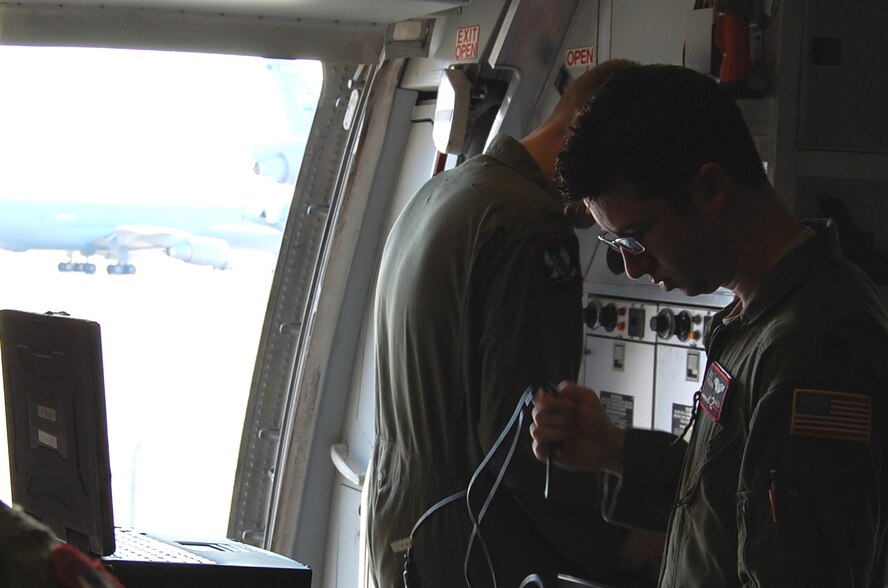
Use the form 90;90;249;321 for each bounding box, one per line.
595;184;690;255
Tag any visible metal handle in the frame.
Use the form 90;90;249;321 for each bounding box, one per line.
330;443;366;486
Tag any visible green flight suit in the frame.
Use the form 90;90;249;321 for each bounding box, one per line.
0;500;58;588
605;219;888;587
368;135;630;587
0;500;125;588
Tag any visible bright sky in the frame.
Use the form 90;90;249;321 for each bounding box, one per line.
0;46;323;534
0;46;322;205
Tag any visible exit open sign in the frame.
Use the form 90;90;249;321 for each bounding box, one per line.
455;25;480;60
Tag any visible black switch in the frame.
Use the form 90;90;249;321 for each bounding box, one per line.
627;307;645;338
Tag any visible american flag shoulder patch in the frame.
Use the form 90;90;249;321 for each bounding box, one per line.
790;388;871;443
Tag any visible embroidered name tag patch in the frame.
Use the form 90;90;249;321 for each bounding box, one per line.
700;362;732;424
791;389;871;442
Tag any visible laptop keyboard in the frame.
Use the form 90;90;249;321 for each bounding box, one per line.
106;527;216;564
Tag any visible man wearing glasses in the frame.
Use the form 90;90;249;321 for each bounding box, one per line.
531;65;888;586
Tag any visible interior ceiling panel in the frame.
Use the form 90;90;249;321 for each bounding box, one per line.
0;0;467;61
2;0;467;23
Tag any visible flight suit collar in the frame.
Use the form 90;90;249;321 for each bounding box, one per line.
721;218;842;328
484;133;560;200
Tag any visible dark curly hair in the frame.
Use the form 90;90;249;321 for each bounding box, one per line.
557;64;768;204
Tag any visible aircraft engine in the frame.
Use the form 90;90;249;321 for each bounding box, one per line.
165;237;231;269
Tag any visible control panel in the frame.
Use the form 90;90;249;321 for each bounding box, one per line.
583;295;656;344
581;294;721;434
648;304;715;348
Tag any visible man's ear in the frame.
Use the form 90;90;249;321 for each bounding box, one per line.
693;162;730;210
563;199;597;229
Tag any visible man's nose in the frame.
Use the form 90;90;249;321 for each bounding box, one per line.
622;249;654;280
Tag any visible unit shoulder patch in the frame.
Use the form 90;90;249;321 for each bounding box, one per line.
531;233;579;289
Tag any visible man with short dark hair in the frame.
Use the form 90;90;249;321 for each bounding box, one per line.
531;64;888;587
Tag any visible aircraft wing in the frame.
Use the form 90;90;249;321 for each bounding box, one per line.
95;225;191;251
102;223;282;270
95;225;240;270
0;201;283;272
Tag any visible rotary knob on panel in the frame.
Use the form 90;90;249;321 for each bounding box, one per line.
583;299;601;329
674;310;692;341
650;308;676;339
651;308;697;341
600;303;618;332
584;299;619;332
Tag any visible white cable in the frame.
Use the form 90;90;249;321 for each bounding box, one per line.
519;574;545;588
464;386;535;588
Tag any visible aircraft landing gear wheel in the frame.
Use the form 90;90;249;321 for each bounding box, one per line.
108;263;136;275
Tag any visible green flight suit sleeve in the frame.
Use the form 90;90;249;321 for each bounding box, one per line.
0;501;126;588
734;321;888;586
0;501;58;588
737;395;886;581
469;224;630;578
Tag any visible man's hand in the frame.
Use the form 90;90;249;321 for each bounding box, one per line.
530;381;626;476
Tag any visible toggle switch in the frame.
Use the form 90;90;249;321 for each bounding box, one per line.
613;342;625;371
686;350;701;381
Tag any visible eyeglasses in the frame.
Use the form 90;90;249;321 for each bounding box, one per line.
596;184;688;255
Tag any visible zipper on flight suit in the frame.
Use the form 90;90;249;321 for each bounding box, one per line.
663;316;739;585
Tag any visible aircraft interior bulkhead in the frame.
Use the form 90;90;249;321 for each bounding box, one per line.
1;0;887;587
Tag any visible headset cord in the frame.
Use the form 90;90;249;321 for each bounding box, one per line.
519;574;545;588
402;386;536;588
464;386;535;588
671;389;701;446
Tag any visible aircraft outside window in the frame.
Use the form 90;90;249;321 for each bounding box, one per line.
0;45;322;538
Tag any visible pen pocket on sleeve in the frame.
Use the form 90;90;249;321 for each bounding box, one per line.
737;488;787;582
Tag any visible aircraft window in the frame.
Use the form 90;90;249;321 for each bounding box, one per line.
0;46;322;538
